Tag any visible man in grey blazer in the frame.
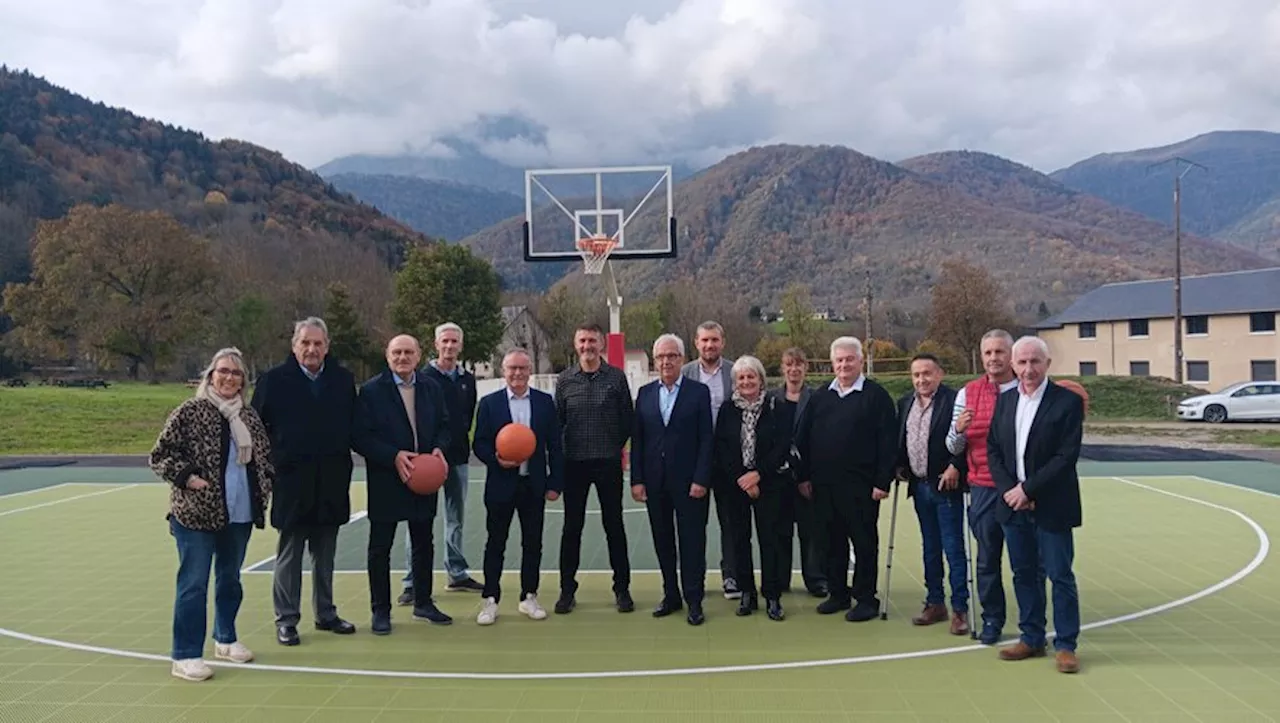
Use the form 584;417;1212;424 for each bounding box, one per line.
680;321;739;599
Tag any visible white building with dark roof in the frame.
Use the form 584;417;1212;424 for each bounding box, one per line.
1035;267;1280;388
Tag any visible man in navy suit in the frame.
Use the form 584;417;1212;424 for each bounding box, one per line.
631;333;714;625
471;349;563;625
987;336;1083;674
353;334;453;635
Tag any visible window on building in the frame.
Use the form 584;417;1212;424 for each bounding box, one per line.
1079;361;1097;376
1186;360;1210;383
1078;322;1096;339
1252;360;1278;382
1129;318;1149;337
1130;361;1150;377
1185;316;1208;335
1250;312;1276;333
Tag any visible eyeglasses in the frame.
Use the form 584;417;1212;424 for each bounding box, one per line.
214;368;244;377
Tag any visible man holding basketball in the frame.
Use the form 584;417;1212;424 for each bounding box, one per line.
472;348;563;625
353;334;453;634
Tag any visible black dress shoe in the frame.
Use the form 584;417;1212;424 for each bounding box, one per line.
845;598;879;622
652;599;682;617
397;589;415;606
276;625;300;646
554;594;576;614
687;603;705;626
616;590;635;613
816;596;851;615
413;602;453;625
766;598;785;621
736;591;758;616
371;611;391;636
808;583;829;598
315;617;356;634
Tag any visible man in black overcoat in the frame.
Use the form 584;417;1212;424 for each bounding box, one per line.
251;316;358;646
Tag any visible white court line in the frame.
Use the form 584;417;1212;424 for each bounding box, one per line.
0;483;70;499
0;474;1269;680
1188;474;1280;500
240;510;369;573
0;484;136;518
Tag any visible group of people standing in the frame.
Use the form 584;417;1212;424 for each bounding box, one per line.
150;315;1084;682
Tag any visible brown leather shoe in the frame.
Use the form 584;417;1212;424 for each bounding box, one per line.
998;641;1047;661
911;604;948;626
949;611;970;636
1056;650;1079;673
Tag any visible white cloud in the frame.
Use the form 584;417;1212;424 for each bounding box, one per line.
1;0;1278;172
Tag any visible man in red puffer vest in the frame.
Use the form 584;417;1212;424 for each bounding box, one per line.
946;329;1018;644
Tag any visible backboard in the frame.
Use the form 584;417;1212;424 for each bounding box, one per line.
522;165;677;265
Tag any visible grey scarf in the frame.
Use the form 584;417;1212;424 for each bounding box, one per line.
733;391;765;469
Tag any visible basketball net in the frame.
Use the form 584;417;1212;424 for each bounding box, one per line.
576;234;617;275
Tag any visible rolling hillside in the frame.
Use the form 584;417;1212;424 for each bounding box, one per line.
325;173;524;241
461;144;1272;315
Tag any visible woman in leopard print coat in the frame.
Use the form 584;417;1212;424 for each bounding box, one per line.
149;347;274;682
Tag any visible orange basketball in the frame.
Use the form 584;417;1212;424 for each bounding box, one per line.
1057;379;1090;415
406;454;448;495
496;423;537;463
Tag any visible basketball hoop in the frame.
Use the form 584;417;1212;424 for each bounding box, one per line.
576;234;617;275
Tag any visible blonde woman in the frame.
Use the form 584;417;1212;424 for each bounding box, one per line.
150;347;274;681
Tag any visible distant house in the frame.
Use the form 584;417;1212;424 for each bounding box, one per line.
1035;268;1280;388
474;305;555;379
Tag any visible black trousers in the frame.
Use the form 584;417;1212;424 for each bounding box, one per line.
559;458;631;595
816;485;881;604
722;479;791;599
645;483;710;605
711;485;737;585
482;478;547;603
368;517;432;614
782;482;827;591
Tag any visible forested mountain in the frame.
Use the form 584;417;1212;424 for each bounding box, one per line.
325;173;524;241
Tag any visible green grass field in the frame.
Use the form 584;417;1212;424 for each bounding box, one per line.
2;463;1280;721
0;375;1213;455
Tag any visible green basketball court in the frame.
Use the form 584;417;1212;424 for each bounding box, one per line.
1;460;1279;721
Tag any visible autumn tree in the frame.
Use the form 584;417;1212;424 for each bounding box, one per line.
925;260;1014;373
655;280;761;358
535;284;591;370
2;204;216;381
325;283;380;380
779;282;823;357
621;300;663;358
389;243;503;367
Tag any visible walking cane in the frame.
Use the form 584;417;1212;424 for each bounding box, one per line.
962;489;978;639
880;477;901;621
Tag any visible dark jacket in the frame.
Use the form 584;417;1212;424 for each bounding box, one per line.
250;359;356;529
630;377;713;492
472;386;563;505
793;378;899;492
987;380;1084;530
353;369;452;523
150;397;274;532
896;384;968;497
712;395;791;499
422;362;478;467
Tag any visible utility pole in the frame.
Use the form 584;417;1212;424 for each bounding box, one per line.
863;270;874;375
1148;157;1206;384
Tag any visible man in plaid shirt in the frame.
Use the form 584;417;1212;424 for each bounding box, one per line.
553;323;636;615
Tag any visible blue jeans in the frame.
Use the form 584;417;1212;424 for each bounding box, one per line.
967;485;1007;631
170;519;252;660
1002;511;1079;652
912;482;968;612
404;464;470;587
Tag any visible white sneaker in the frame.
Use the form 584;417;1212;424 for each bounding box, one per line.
171;658;213;681
518;594;548;620
477;597;499;625
214;641;254;663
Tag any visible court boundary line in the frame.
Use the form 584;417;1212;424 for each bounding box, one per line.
240;510;370;573
0;482;71;499
0;484;137;518
0;474;1270;679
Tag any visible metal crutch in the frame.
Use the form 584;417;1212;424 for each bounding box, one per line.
880;477;902;621
961;489;978;639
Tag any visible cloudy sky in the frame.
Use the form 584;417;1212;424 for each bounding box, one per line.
3;0;1278;173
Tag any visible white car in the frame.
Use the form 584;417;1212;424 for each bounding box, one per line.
1176;381;1280;423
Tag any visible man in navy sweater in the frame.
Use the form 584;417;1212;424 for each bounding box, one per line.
796;336;898;622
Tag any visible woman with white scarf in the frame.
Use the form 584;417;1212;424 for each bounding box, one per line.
711;355;792;620
150;347;274;682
